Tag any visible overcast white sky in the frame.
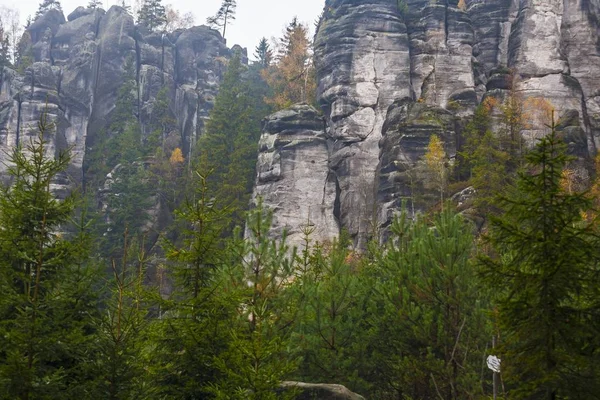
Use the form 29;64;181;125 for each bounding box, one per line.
9;0;325;57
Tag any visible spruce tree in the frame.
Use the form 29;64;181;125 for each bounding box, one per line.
137;0;167;31
0;111;98;399
206;0;236;39
254;37;272;68
480;120;600;399
198;52;264;233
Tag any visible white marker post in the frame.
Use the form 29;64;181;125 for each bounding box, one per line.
487;336;501;400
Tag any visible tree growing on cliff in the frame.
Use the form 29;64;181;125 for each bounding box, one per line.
164;5;194;32
137;0;167;31
35;0;62;19
206;0;236;40
423;134;450;207
263;19;316;109
480;119;600;398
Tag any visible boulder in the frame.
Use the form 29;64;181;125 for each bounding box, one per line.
280;381;365;400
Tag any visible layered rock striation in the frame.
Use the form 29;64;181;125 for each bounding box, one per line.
0;6;236;193
255;0;600;248
252;104;339;250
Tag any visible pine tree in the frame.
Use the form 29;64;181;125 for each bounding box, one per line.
206;0;236;39
480;119;600;399
35;0;62;19
209;203;299;399
137;0;167;31
0;22;11;69
148;170;232;398
364;208;489;399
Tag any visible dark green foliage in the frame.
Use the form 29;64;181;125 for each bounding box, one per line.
366;209;489;399
0;112;99;399
254;37;272;68
459;100;513;214
208;203;299;399
148;171;232;398
481;124;600;399
137;0;167;31
292;234;371;392
197;52;268;233
0;24;11;69
35;0;62;19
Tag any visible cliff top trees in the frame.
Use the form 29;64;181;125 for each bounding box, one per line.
35;0;62;19
137;0;167;31
206;0;236;39
263;18;316;109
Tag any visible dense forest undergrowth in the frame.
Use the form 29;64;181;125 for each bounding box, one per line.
0;105;599;399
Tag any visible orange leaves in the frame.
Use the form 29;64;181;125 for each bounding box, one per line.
169;147;184;165
262;21;316;109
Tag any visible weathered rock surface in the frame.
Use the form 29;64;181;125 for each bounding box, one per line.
0;5;234;196
377;98;456;238
315;0;411;248
251;104;339;251
279;381;365;400
257;0;600;248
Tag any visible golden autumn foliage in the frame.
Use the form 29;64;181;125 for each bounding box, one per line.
169;147;184;165
262;21;316;109
424;134;449;207
457;0;467;11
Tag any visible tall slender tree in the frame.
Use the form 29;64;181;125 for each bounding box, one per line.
206;0;236;39
254;37;272;68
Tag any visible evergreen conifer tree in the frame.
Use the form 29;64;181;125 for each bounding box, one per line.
137;0;166;31
206;0;236;39
0;111;99;399
254;37;272;68
198;52;265;232
35;0;62;19
481;120;600;399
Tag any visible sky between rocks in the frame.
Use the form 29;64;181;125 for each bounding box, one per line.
12;0;325;59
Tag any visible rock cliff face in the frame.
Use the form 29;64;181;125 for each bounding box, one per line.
255;0;600;248
0;6;235;194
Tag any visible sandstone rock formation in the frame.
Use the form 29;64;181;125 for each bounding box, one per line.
251;104;339;251
254;0;600;248
0;5;236;195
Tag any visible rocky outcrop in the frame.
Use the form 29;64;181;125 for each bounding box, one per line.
256;0;600;248
377;98;457;237
279;381;365;400
251;104;339;250
315;0;411;248
0;5;235;196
